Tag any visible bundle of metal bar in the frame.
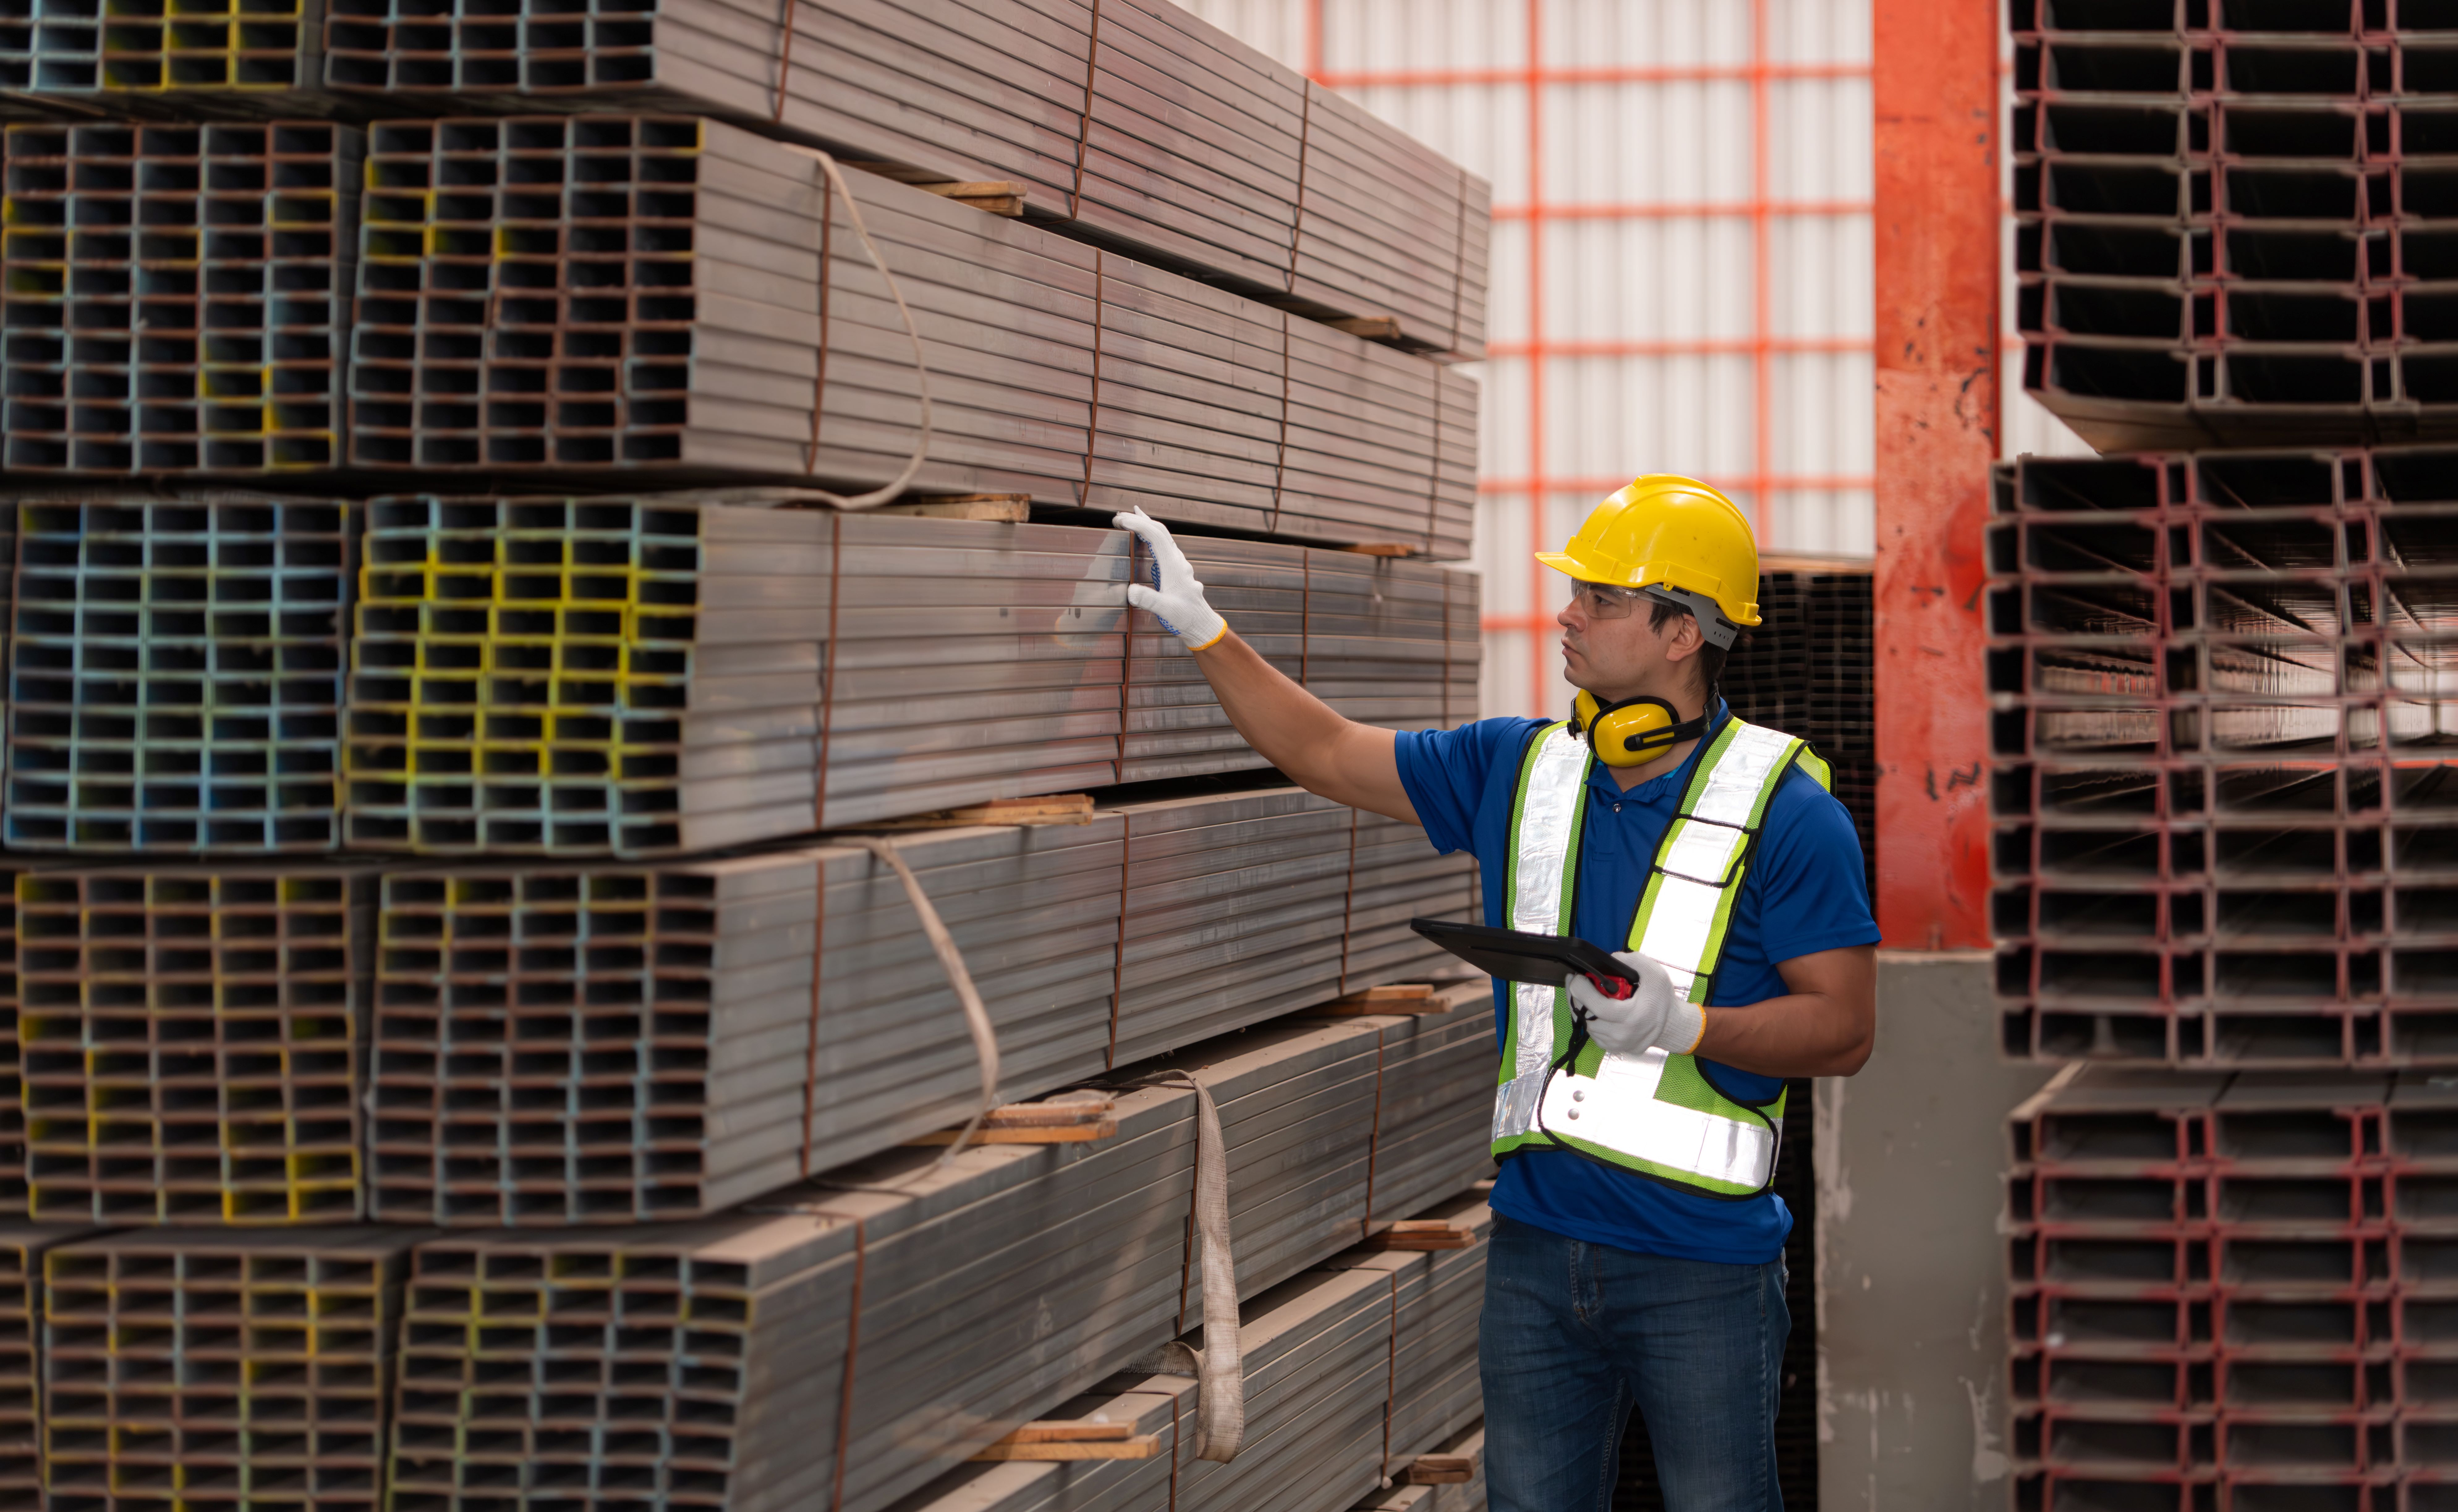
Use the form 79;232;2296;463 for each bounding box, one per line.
1999;1064;2458;1505
0;1224;89;1505
0;871;23;1212
0;0;325;110
0;122;358;475
2010;5;2458;450
365;824;1118;1224
17;865;376;1224
342;503;1476;851
1987;448;2458;1066
39;1226;430;1510
1340;805;1482;994
898;1196;1491;1512
341;118;1474;553
6;497;355;853
382;988;1496;1511
1338;1006;1493;1232
311;0;1488;359
366;825;1478;1225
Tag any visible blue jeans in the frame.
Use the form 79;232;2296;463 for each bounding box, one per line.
1479;1213;1788;1512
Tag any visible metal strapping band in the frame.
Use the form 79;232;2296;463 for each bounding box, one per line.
769;0;797;121
1068;0;1104;220
1440;571;1452;725
1359;1032;1383;1238
826;1216;865;1512
1267;311;1291;536
800;851;825;1176
1446;164;1470;352
814;512;840;829
1336;803;1358;995
1286;83;1313;291
1107;811;1129;1070
803;146;832;472
1081;250;1106;500
1420;360;1441;553
1378;1272;1400;1487
1300;549;1312;687
1116;525;1136;783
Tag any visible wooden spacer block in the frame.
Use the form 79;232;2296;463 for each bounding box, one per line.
1329;315;1406;341
1359;1219;1476;1252
1310;983;1440;1016
1403;1455;1475;1484
870;792;1094;828
972;1421;1159;1461
1341;542;1415;557
907;1092;1119;1146
873;494;1032;523
916;180;1028;217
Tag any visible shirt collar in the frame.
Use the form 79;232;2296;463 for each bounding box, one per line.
1584;698;1730;801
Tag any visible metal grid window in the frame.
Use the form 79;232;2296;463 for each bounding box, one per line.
349;115;703;469
16;870;369;1225
344;496;711;854
0;122;358;475
5;500;353;853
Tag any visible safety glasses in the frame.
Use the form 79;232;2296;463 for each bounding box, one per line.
1568;581;1651;620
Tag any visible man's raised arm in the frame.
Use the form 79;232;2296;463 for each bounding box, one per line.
1115;510;1418;825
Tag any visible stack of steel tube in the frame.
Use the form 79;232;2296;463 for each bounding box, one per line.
2013;2;2458;451
1998;1064;2458;1507
0;0;1497;1501
1980;9;2458;1507
385;992;1495;1512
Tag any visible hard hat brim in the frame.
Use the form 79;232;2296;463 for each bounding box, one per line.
1533;550;1593;579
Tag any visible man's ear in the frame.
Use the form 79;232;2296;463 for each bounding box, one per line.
1658;611;1705;665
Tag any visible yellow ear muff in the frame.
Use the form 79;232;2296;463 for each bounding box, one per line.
1573;689;1684;767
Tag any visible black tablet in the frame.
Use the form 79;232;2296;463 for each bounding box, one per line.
1408;919;1637;987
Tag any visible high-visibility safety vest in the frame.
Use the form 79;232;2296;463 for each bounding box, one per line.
1490;716;1831;1198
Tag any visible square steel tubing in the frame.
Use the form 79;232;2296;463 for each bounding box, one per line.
343;502;1479;851
344;494;831;856
2009;5;2458;451
367;822;1122;1225
382;991;1497;1512
6;497;355;853
385;1211;859;1512
0;1224;94;1503
16;865;376;1225
40;1226;431;1512
0;123;358;477
1990;448;2458;1065
0;0;323;104
312;0;1488;361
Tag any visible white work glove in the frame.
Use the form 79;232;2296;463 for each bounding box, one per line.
1113;508;1228;652
1565;950;1704;1057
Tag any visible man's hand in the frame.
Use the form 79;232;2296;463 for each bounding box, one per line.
1114;509;1227;651
1565;950;1704;1057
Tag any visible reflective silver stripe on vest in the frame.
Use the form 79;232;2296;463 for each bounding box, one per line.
1538;1050;1774;1186
1505;724;1586;1083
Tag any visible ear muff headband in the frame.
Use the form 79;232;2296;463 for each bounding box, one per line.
1572;689;1712;767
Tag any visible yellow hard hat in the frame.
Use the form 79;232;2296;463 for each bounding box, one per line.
1535;475;1762;647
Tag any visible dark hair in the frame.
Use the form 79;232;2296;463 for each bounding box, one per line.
1648;600;1729;697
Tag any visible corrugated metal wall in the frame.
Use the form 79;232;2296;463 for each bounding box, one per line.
1186;0;2092;719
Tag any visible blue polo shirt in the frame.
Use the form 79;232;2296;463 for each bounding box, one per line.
1394;704;1878;1264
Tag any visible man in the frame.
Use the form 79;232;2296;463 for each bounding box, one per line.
1113;475;1877;1512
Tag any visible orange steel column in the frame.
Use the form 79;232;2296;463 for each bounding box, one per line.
1873;0;1998;948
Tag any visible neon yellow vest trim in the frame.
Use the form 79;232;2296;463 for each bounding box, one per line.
1490;717;1824;1197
